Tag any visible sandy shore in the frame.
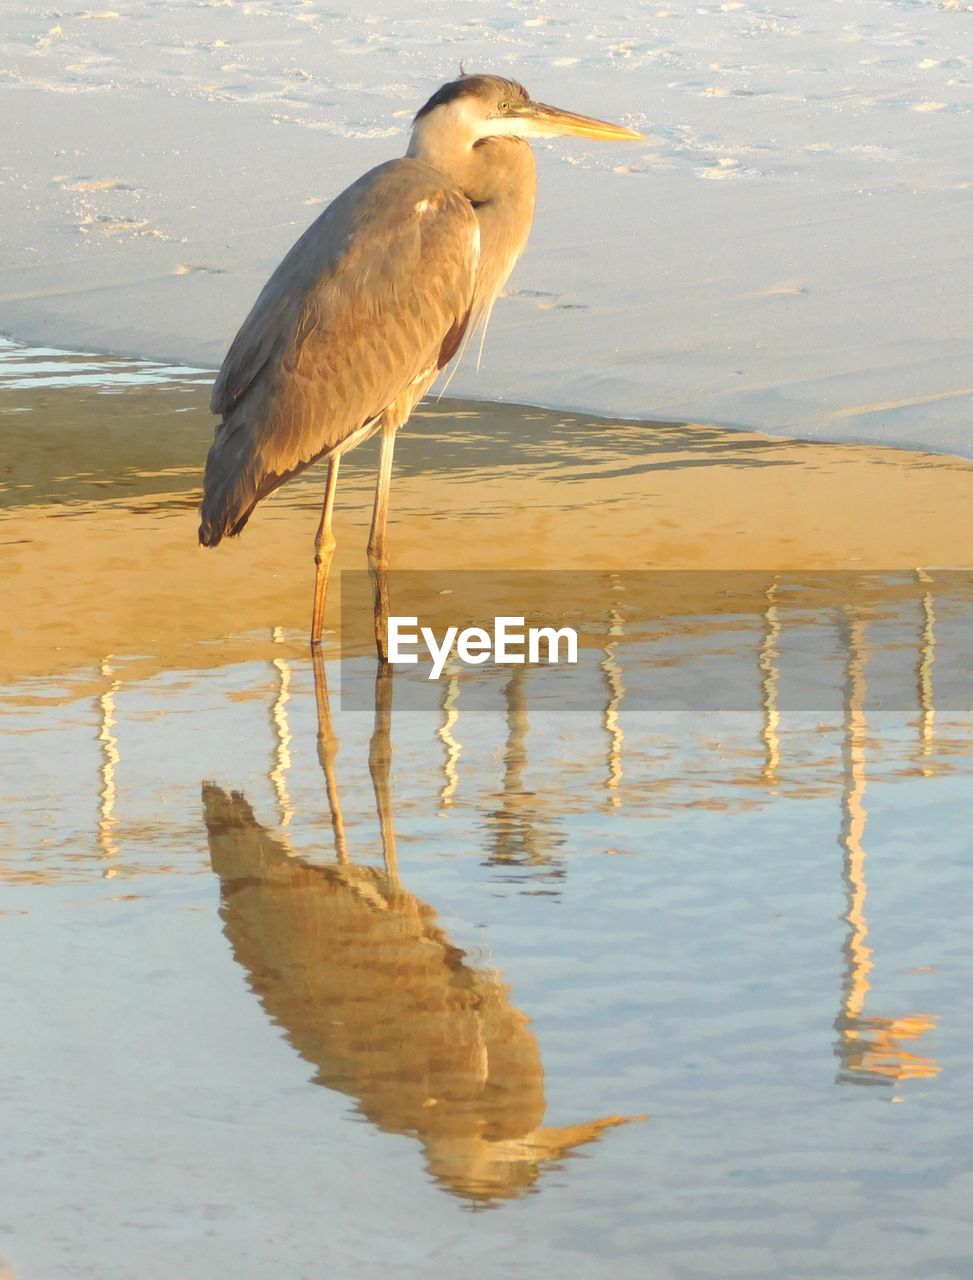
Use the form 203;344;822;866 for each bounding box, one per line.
4;356;973;685
1;1;972;452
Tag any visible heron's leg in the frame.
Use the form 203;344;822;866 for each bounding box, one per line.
310;455;341;648
367;426;397;661
311;646;348;863
368;661;398;887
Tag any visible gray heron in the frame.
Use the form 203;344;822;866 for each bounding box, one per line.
198;73;642;655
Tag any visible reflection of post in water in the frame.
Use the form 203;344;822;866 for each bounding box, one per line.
436;658;462;811
834;610;940;1088
269;627;295;828
915;569;936;772
486;667;565;877
600;604;625;807
96;656;120;866
759;581;781;785
203;660;637;1202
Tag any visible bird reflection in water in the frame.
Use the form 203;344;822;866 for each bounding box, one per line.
202;656;638;1203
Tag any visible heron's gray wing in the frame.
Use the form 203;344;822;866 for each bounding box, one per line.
201;158;478;544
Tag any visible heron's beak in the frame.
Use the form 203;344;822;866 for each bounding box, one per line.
516;102;643;142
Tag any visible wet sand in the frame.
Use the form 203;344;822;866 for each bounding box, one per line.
4;343;973;685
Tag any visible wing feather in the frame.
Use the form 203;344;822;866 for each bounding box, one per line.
200;159;478;545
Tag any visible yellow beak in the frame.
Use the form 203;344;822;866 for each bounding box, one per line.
518;101;644;142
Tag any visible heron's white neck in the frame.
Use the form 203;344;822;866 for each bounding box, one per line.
407;102;478;174
407;104;535;207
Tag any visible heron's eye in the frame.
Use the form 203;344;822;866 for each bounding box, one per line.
499;100;510;111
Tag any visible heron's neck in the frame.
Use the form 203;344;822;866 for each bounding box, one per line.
407;126;535;207
407;126;538;316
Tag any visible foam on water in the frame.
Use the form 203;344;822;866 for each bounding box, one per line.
0;336;210;390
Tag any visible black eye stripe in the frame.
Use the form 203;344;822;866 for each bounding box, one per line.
414;76;529;123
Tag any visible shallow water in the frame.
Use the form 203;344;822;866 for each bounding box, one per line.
2;343;973;1278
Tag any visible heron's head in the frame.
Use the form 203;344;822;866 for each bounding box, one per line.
411;73;643;152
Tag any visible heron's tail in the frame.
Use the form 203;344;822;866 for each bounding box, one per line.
199;422;259;545
198;412;291;547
